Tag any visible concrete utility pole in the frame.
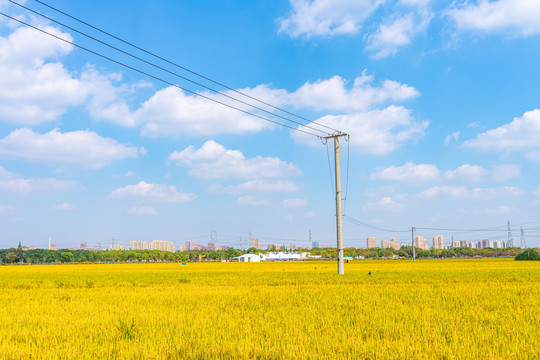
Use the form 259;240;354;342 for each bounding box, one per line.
411;227;416;262
323;133;348;275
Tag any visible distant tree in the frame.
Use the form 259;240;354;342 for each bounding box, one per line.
15;242;24;263
6;252;16;264
515;249;540;261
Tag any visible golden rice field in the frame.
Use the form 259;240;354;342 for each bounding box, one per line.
0;258;538;359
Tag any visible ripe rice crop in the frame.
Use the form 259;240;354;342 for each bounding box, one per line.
0;258;538;359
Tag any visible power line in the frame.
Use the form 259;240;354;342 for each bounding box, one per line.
8;0;333;136
0;12;322;137
26;0;342;134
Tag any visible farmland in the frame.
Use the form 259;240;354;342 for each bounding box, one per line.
0;259;538;359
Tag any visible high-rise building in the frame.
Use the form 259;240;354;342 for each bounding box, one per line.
366;237;377;249
415;236;428;250
268;244;282;250
289;243;296;250
130;240;148;250
110;244;126;251
432;235;444;250
191;242;201;250
481;239;491;249
207;243;215;250
380;239;388;249
493;240;502;249
149;240;175;252
460;240;467;247
451;240;460;248
389;238;400;250
184;241;191;251
80;243;87;250
250;237;259;249
311;241;319;249
468;242;476;249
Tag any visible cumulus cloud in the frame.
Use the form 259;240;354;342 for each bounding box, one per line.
208;180;300;193
445;131;460;145
281;198;308;208
279;73;419;112
294;106;428;154
169;140;301;180
138;87;271;137
0;165;76;192
237;195;268;207
367;11;431;58
136;73;418;137
462;109;540;154
491;164;520;182
0;128;143;169
110;181;196;203
54;203;77;211
278;0;385;38
0;26;87;125
370;162;440;182
127;206;158;216
444;164;486;183
448;0;540;37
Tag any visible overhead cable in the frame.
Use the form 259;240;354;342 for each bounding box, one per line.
0;13;321;137
27;0;342;134
8;0;332;136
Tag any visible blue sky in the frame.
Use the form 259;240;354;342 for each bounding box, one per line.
0;0;539;250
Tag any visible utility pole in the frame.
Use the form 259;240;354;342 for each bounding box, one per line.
520;227;526;249
323;133;348;275
411;227;416;262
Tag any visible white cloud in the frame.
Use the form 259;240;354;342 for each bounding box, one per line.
281;73;419;112
0;26;88;125
444;164;486;183
535;187;540;196
420;185;522;199
367;11;431;58
209;180;300;193
448;0;540;37
281;198;308;208
445;131;460;145
462;109;540;153
295;106;428;154
0;166;76;193
237;196;268;206
80;67;143;127
138;87;271;137
370;162;440;182
0;128;143;169
127;206;158;216
169;140;301;180
54;203;76;211
362;196;404;212
303;211;317;218
491;164;520;182
278;0;386;38
110;181;196;203
137;73;418;137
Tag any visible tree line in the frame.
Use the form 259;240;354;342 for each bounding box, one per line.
0;242;527;265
